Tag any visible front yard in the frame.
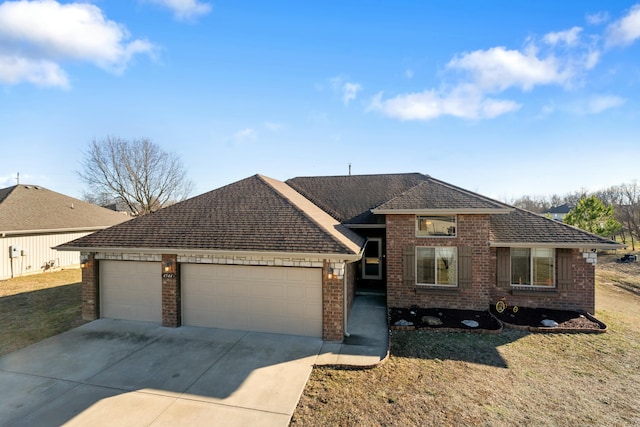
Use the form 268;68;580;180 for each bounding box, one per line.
291;255;640;426
0;269;84;356
1;259;638;426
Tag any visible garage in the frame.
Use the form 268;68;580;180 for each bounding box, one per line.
100;260;162;323
182;264;323;337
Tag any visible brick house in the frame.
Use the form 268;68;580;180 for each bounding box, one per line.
58;173;621;341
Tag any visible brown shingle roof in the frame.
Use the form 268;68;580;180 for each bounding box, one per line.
58;175;364;256
0;185;129;234
373;177;512;213
490;208;621;248
286;173;429;223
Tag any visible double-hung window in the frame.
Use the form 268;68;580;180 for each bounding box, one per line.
511;248;554;287
416;247;457;287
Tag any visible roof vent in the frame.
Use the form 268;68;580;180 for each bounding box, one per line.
25;185;31;189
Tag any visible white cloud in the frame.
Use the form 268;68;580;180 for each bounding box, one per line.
342;82;362;105
368;86;521;121
0;1;155;87
606;4;640;47
586;11;609;25
330;76;362;105
264;121;284;132
0;55;69;88
447;46;572;92
233;128;256;143
543;27;583;47
144;0;211;21
586;94;626;113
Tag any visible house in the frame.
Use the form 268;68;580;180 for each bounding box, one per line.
543;203;573;221
57;173;622;341
0;184;129;280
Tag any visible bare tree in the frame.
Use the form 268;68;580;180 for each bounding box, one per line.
617;181;640;251
78;136;194;215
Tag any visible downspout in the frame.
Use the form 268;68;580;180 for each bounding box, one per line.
343;263;350;337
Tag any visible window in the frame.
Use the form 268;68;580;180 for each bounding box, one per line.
416;247;457;286
511;248;554;287
416;216;456;237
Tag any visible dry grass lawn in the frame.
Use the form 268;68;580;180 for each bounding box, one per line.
1;259;638;425
0;269;85;356
291;254;640;426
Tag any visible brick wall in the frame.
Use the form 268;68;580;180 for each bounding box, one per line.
81;252;99;320
489;249;596;313
386;214;493;311
322;260;344;341
387;214;598;313
161;254;181;327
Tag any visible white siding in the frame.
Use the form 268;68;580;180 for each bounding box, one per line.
0;231;93;280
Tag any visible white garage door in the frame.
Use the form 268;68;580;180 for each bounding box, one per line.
100;260;162;323
182;264;322;337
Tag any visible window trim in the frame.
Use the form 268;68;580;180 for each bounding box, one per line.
415;215;457;238
415;246;458;288
510;247;556;289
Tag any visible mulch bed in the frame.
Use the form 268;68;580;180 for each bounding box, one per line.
389;307;502;334
489;305;607;333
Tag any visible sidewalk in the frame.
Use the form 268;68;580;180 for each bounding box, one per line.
316;295;389;368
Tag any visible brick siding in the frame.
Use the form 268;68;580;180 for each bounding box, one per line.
490;249;595;313
161;254;181;327
322;260;344;341
81;252;99;320
386;214;597;313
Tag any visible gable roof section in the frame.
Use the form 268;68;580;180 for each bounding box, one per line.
490;208;623;249
58;175;364;258
543;203;573;214
372;177;512;214
286;173;429;224
0;184;128;235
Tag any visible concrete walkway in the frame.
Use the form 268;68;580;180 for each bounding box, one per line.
0;295;388;426
317;294;389;367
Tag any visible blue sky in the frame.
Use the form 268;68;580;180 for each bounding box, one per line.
1;1;639;202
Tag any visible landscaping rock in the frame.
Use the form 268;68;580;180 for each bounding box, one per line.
422;315;443;326
461;320;479;328
540;319;559;327
394;319;413;326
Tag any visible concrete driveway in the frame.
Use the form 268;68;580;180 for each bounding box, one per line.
0;319;323;426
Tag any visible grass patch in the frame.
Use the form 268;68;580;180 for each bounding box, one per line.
0;269;85;356
291;261;640;426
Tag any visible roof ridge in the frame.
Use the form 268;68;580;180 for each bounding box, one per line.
258;175;363;254
290;172;429;180
425;176;513;209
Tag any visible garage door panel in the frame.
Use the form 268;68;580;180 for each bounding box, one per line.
182;265;322;337
100;261;162;323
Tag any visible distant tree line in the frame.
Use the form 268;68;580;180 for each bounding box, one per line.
506;182;640;250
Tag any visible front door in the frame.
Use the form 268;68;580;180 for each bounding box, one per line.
362;238;382;280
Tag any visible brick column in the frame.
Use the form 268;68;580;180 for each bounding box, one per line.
162;254;181;327
322;261;344;341
81;252;99;320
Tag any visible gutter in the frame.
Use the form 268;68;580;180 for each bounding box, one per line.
54;246;365;262
1;226;111;237
488;241;627;250
371;208;513;215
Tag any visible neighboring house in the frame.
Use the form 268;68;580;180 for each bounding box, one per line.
543;203;573;222
0;184;129;280
57;173;621;341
